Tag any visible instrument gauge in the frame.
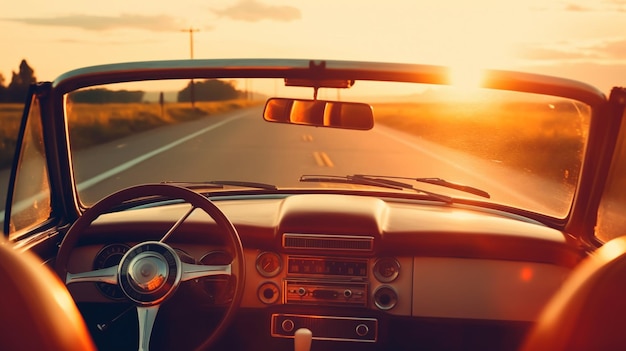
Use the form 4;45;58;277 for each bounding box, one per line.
255;251;282;277
199;250;235;305
93;243;130;300
373;257;400;283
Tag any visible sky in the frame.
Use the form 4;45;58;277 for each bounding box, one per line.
1;0;625;95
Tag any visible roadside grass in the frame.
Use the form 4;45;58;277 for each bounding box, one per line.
0;100;261;169
373;101;588;184
67;99;262;149
0;104;24;169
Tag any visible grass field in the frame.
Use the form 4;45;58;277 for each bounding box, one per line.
373;101;589;184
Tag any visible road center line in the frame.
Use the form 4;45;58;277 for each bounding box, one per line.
320;152;334;168
313;151;334;168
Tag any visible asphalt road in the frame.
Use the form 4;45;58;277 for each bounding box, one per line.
1;106;574;229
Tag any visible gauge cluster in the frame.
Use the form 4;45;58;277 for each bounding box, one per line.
91;243;236;304
93;244;129;300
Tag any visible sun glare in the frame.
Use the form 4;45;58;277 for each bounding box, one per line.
449;66;486;89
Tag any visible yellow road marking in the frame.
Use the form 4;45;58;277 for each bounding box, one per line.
320;152;334;167
313;151;334;167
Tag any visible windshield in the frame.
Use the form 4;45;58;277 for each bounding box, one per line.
65;78;591;218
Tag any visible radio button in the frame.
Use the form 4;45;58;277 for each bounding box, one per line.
355;323;369;337
281;319;295;333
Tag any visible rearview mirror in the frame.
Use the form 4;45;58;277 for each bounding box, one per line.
263;98;374;130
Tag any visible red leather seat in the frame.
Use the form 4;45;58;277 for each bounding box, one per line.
521;236;626;351
0;243;96;351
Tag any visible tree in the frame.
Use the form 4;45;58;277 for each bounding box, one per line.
6;60;36;103
178;79;242;102
0;73;6;102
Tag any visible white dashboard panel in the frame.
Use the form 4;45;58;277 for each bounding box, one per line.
412;257;571;321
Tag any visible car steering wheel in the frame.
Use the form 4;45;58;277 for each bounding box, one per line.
55;184;245;351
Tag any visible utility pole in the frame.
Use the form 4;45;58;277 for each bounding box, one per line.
181;27;199;107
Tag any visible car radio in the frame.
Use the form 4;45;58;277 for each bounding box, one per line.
284;279;368;307
284;256;369;307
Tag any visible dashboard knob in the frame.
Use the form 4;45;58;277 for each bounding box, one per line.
297;287;307;296
374;286;398;310
257;282;280;304
355;323;369;337
282;319;295;333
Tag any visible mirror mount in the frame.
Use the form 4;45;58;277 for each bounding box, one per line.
285;61;355;100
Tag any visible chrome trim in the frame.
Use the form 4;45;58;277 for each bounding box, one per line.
271;313;378;343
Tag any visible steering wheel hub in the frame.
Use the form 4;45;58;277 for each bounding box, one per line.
128;253;168;292
118;241;182;305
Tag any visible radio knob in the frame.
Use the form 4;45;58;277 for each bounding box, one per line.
282;319;295;333
297;287;307;296
344;289;352;298
355;323;369;337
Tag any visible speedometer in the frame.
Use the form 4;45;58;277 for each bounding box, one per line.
93;243;129;300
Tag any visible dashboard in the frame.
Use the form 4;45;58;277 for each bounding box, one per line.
63;193;582;349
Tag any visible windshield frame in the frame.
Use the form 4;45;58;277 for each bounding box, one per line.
48;59;608;227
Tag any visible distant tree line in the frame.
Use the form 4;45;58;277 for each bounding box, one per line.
70;89;144;103
68;79;243;104
0;59;36;103
0;60;243;104
178;79;244;102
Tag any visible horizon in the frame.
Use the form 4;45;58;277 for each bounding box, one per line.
1;0;625;95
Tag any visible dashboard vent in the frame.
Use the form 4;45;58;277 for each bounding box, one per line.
283;233;374;252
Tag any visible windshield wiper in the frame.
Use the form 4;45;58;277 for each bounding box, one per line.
300;174;453;203
161;180;278;191
353;174;490;198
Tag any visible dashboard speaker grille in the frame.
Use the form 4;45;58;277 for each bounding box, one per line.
283;233;374;252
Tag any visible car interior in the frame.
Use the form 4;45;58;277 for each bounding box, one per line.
2;60;626;351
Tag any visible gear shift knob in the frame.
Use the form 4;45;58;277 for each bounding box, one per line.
294;328;312;351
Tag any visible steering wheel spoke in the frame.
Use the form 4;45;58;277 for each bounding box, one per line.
181;262;232;282
66;265;119;285
137;305;160;351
